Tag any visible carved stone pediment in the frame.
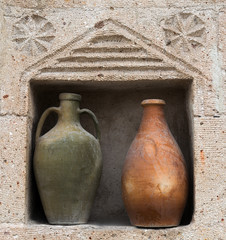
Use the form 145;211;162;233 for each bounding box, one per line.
23;18;207;82
18;19;212;116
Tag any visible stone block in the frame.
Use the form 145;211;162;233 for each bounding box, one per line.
0;116;28;223
218;7;226;114
2;0;39;8
2;0;225;9
0;11;31;116
193;116;226;230
0;5;220;117
165;0;224;7
219;7;226;70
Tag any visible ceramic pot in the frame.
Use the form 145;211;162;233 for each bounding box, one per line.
121;99;188;227
33;93;102;224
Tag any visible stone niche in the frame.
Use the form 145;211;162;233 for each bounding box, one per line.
29;80;193;226
1;2;225;237
25;19;197;226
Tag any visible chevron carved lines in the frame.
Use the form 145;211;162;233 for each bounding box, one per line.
33;27;189;81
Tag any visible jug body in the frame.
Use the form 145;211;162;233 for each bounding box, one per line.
33;93;102;224
121;99;188;227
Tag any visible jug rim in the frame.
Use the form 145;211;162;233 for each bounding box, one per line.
59;93;81;101
141;99;166;105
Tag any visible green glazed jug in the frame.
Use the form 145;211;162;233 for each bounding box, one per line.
33;93;102;224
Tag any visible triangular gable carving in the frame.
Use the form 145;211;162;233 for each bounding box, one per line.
19;18;213;116
23;18;207;82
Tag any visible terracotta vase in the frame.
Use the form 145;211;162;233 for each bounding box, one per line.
121;99;188;227
33;93;102;224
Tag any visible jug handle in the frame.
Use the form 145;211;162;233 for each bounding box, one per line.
79;108;100;141
35;107;60;143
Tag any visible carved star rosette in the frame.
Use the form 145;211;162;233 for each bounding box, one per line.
12;15;56;56
162;13;206;53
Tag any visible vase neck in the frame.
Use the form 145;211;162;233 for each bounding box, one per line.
58;100;80;124
139;104;166;133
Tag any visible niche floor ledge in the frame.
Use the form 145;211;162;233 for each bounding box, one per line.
0;223;193;239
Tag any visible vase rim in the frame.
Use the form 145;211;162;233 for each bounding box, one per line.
141;99;166;105
59;93;81;101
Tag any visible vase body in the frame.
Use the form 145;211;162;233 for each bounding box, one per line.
121;99;188;227
33;93;102;224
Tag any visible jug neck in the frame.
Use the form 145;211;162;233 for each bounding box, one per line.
58;93;81;124
139;99;167;133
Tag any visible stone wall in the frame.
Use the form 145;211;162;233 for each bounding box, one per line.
0;0;225;239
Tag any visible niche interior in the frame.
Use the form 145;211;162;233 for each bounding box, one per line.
28;79;194;226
